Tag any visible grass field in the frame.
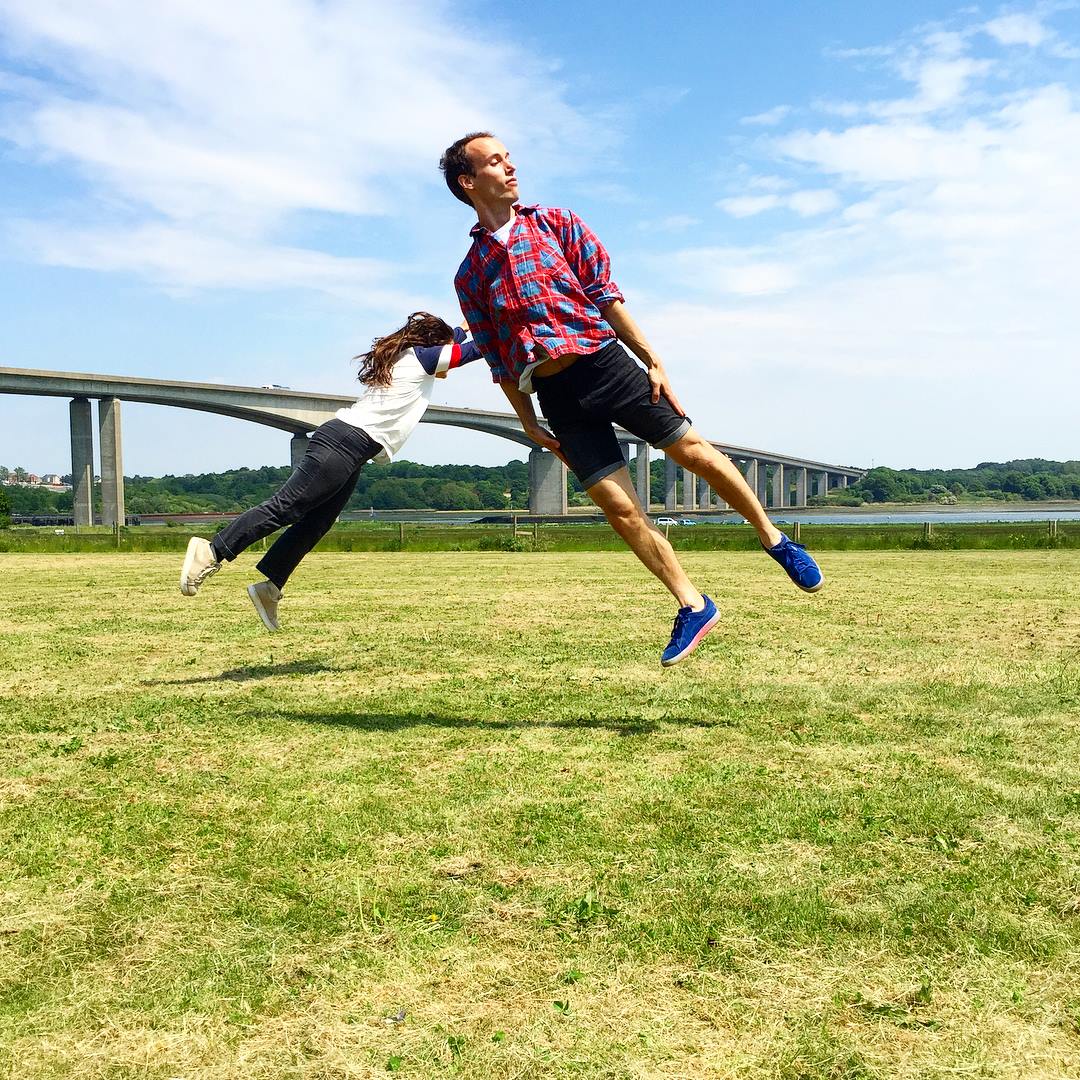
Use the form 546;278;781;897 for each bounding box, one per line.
1;550;1078;1078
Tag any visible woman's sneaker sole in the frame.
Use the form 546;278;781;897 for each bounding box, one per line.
247;583;280;632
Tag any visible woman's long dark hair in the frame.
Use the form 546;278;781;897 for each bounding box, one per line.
355;311;455;387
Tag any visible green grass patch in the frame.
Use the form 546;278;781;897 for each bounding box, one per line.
2;518;1078;554
1;551;1079;1076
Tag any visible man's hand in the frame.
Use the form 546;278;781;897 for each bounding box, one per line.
524;422;568;465
500;380;570;466
647;360;685;416
603;300;686;416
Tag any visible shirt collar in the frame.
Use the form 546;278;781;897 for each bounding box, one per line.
469;204;537;238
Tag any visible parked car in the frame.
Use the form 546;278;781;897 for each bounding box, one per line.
655;516;678;526
678;518;698;526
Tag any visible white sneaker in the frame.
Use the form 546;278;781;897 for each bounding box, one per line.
247;580;282;631
180;537;220;596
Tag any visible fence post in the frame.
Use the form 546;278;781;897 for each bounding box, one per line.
1049;519;1058;538
532;521;538;547
923;521;934;540
793;521;801;543
398;521;405;549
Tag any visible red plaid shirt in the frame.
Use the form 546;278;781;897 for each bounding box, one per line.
454;205;625;390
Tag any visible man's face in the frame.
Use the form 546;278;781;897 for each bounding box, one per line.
460;137;518;207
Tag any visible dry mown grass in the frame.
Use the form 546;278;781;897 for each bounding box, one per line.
1;550;1079;1078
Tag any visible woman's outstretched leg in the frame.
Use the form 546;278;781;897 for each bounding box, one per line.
179;421;378;600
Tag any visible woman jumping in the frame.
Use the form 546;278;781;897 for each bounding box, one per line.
179;312;483;630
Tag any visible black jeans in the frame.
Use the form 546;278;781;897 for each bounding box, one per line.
211;419;381;589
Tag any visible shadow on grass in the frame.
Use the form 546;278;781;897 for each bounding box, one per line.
143;659;340;686
283;709;718;736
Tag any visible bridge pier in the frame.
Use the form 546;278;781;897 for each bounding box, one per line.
635;442;650;508
794;466;808;508
681;466;696;512
756;463;769;509
69;397;94;527
697;474;710;511
664;455;678;511
290;434;310;469
771;463;786;509
529;448;567;515
98;397;125;527
816;470;828;498
742;458;758;499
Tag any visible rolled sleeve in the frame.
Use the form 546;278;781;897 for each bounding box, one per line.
552;209;625;309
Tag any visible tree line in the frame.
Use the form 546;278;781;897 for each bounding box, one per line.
827;459;1080;505
2;457;1078;519
1;459;534;516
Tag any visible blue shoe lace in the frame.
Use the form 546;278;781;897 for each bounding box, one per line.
768;533;822;590
669;606;691;641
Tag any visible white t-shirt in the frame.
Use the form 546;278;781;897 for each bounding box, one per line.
492;217;514;245
335;349;433;463
334;331;481;462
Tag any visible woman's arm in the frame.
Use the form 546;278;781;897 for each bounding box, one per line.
414;327;486;378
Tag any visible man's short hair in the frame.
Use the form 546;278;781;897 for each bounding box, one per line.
439;132;493;206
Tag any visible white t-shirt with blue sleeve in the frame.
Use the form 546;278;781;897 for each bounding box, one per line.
335;327;482;462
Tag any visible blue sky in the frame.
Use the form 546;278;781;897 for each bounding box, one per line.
2;0;1078;476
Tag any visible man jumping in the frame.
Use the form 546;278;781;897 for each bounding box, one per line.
439;133;823;666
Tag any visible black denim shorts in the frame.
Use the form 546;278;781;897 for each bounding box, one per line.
533;340;691;489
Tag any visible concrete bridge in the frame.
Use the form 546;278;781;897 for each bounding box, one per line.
0;366;864;525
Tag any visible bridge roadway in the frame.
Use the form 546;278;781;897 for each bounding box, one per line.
0;366;865;525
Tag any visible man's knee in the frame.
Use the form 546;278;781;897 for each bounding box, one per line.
671;429;722;468
588;478;643;529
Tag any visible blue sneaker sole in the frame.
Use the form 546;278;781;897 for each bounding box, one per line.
797;574;824;594
661;608;721;667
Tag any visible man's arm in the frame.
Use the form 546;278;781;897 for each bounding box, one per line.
499;382;567;464
603;300;685;416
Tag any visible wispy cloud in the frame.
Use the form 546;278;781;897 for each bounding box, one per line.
984;11;1049;46
741;105;792;126
719;189;839;219
643;5;1080;401
0;0;606;294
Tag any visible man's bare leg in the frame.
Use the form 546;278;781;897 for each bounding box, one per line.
586;467;704;610
664;429;782;549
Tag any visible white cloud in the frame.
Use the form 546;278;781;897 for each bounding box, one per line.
0;0;606;291
719;189;839;219
718;194;782;218
786;189;841;217
741;105;792;126
636;9;1080;465
984;12;1049;47
10;220;418;306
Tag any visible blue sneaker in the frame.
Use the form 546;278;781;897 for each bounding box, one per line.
661;594;720;667
765;533;824;593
